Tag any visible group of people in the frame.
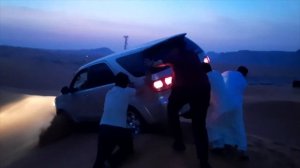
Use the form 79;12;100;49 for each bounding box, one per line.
92;42;248;168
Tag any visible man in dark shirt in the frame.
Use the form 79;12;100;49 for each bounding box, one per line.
146;43;211;168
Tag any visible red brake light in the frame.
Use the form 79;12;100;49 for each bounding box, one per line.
153;76;173;91
165;76;172;85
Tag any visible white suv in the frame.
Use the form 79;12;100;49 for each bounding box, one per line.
55;33;205;134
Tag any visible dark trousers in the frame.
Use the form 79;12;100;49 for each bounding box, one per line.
168;87;210;167
93;125;133;168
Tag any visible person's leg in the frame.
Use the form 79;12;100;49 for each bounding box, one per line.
190;90;211;168
209;124;226;156
167;88;187;151
109;128;134;167
220;109;237;146
93;125;116;168
236;107;247;151
234;107;249;160
207;122;225;150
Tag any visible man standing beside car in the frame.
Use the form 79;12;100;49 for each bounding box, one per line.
146;41;212;168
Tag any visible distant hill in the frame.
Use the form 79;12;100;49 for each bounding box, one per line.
1;45;299;91
0;45;113;64
0;45;113;91
207;50;300;85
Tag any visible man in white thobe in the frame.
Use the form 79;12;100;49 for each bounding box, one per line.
202;63;234;150
221;66;248;159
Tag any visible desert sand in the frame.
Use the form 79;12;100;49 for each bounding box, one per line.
1;85;300;168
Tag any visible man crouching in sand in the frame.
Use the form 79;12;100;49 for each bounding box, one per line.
93;72;136;168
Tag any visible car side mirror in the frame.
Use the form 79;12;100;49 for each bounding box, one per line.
61;86;70;95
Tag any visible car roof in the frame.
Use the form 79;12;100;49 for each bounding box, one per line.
78;33;187;71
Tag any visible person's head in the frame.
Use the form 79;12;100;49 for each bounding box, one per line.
115;72;130;88
202;63;212;73
237;66;248;77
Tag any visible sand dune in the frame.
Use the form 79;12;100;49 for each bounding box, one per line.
244;86;300;147
1;85;300;168
209;50;300;85
0;45;113;91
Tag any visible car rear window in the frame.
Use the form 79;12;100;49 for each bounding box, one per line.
117;53;168;77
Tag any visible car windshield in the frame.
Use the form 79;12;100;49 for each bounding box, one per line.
117;53;168;77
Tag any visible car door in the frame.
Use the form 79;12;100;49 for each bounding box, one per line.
68;63;115;122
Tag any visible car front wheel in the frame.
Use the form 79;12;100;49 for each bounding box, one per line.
39;112;74;146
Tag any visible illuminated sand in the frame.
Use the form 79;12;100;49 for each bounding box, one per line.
0;91;55;167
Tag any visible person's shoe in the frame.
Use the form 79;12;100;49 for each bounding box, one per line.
172;141;186;152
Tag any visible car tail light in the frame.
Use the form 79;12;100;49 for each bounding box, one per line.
153;80;164;90
164;76;172;85
153;76;173;91
204;56;210;63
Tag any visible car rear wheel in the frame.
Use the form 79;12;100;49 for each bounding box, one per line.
127;108;144;135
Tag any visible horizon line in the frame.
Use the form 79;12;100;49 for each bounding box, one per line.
1;44;299;53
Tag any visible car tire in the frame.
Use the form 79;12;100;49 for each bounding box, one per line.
127;107;146;135
39;112;74;146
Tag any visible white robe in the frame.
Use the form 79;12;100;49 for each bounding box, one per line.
207;70;235;118
206;70;234;146
221;71;248;151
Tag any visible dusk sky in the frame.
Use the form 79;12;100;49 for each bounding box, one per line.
0;0;299;52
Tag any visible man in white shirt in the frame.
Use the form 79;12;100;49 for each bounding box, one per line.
93;72;136;168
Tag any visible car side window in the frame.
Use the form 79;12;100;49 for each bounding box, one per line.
72;70;88;91
87;63;115;88
71;63;115;91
